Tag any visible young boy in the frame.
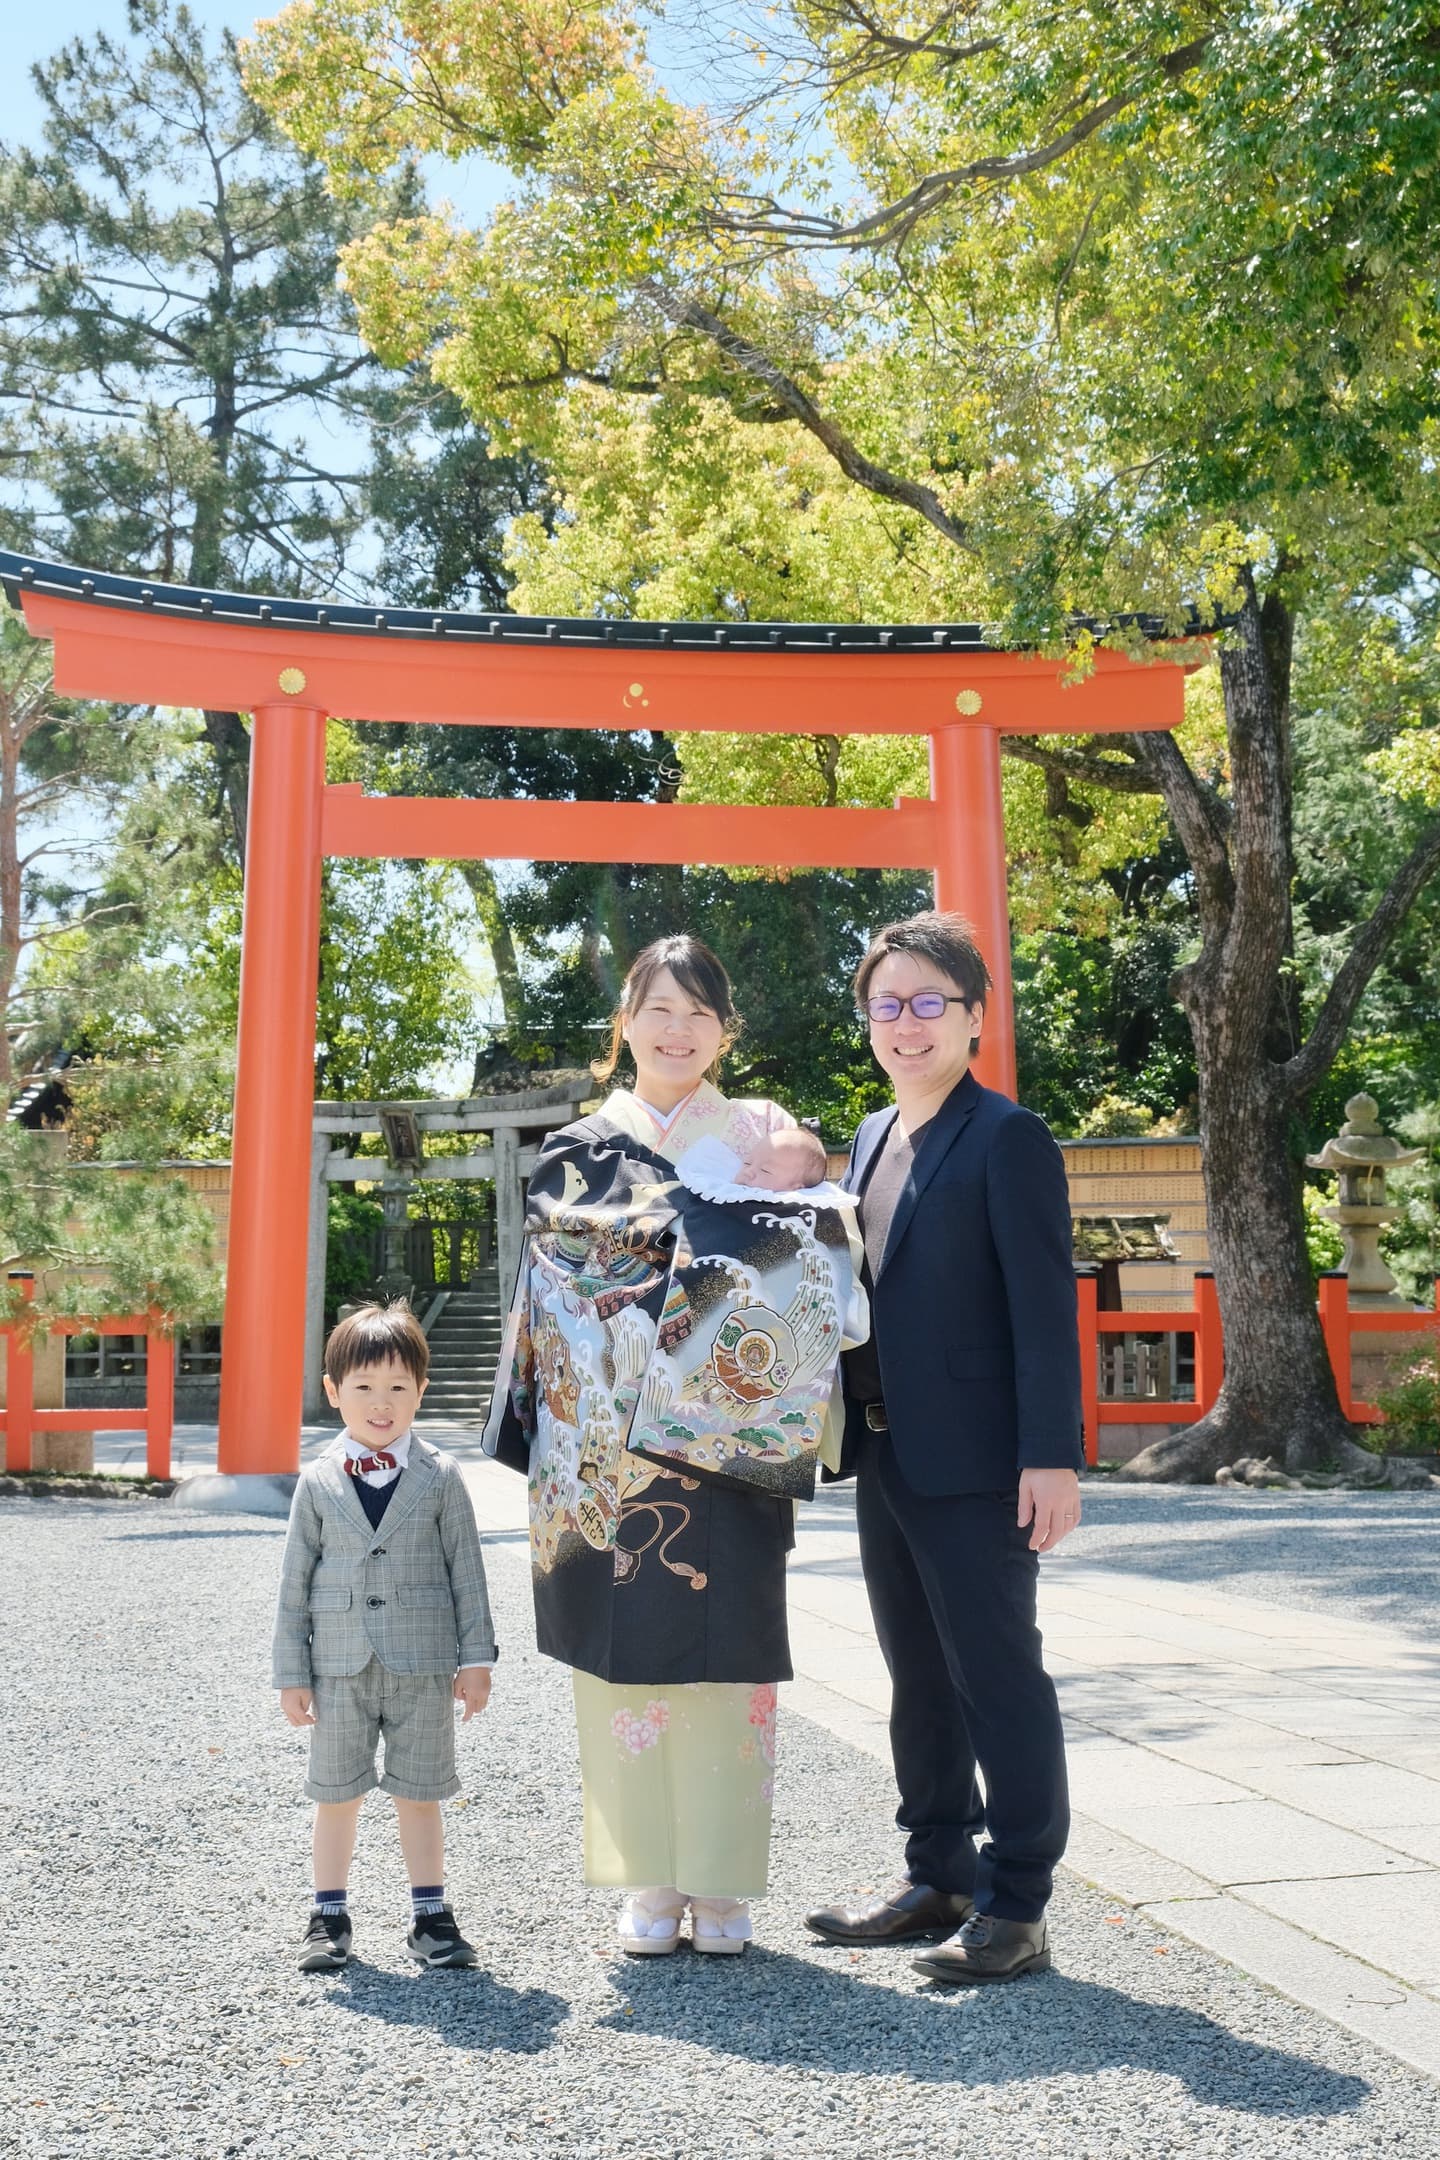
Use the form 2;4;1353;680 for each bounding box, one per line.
272;1302;496;1973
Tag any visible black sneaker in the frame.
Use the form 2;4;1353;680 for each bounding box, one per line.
298;1908;352;1972
406;1906;478;1968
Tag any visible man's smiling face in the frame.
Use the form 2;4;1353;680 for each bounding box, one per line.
865;950;983;1106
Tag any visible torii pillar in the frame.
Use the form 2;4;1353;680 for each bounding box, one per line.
931;722;1015;1095
1;550;1187;1488
221;700;328;1482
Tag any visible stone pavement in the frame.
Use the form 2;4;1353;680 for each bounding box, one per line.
96;1423;1440;2082
457;1456;1440;2085
779;1486;1440;2084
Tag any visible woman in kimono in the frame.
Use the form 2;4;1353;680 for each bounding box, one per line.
486;935;860;1957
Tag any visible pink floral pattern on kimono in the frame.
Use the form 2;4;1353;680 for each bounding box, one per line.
747;1682;778;1767
611;1699;671;1754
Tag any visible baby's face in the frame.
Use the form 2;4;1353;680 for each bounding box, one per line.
739;1131;827;1191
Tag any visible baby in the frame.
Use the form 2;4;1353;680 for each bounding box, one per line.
674;1127;849;1209
672;1124;870;1439
737;1126;828;1191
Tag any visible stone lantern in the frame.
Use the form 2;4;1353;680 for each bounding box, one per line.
1306;1093;1424;1309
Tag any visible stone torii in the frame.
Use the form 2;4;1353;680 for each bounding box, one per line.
0;550;1188;1499
304;1077;592;1418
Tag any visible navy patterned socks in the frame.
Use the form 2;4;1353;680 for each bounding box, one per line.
313;1888;348;1916
410;1883;447;1919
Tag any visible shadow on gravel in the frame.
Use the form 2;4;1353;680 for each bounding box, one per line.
602;1953;1370;2116
323;1961;566;2056
103;1526;284;1541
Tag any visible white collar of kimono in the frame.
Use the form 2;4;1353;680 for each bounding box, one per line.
630;1084;705;1134
331;1427;413;1486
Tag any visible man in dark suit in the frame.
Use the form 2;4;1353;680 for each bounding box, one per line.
806;911;1083;1984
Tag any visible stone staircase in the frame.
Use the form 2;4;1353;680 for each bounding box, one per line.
421;1272;506;1425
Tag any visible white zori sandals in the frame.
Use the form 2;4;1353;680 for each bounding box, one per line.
687;1896;752;1955
616;1890;753;1956
616;1888;686;1955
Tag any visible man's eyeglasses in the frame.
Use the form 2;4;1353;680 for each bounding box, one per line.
862;993;969;1022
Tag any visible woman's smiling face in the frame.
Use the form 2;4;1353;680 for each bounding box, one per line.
622;965;725;1107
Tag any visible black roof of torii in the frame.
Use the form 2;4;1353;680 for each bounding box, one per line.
0;548;1184;656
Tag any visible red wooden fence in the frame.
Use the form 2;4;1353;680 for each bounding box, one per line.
1076;1268;1222;1466
4;1262;1434;1484
1076;1266;1440;1466
1317;1271;1440;1424
0;1272;175;1480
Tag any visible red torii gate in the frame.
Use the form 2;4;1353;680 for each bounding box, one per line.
1;554;1187;1480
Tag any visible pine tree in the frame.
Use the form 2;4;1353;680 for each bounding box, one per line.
0;0;402;859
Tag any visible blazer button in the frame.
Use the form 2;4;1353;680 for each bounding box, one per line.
366;1595;384;1608
370;1547;386;1557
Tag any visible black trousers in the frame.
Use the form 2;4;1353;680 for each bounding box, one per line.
854;1433;1070;1922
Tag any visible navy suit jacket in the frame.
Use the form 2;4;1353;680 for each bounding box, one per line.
837;1070;1083;1495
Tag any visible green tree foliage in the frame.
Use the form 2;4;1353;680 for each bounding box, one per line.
245;0;1440;1478
1372;1346;1440;1456
369;385;550;614
1383;1104;1440;1306
1014;919;1199;1139
324;1188;385;1322
1291;591;1440;1144
0;603;189;1089
0;723;232;1323
169;850;479;1106
0;1128;222;1322
0;600;230;1320
315;861;479;1099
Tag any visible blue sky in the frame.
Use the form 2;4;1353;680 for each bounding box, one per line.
0;6;242;139
0;5;512;225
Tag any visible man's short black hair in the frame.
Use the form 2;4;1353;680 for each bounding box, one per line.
854;911;992;1036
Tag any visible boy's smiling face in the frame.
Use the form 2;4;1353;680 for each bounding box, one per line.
323;1353;426;1445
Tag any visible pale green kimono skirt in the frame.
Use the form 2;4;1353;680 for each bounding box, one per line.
530;1084;810;1904
573;1672;778;1898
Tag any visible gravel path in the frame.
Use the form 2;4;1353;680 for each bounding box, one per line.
1063;1484;1440;1639
3;1498;1437;2160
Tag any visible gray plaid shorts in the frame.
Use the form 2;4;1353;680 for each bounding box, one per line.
306;1658;459;1803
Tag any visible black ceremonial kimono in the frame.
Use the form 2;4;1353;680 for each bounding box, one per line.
483;1092;860;1686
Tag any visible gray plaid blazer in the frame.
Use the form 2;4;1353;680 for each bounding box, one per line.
272;1438;497;1690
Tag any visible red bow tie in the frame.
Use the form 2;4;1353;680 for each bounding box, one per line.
345;1449;399;1477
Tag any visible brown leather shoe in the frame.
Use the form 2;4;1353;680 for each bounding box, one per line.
805;1879;975;1946
912;1912;1051;1985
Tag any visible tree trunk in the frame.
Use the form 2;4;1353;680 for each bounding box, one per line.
1126;573;1380;1483
459;860;527;1031
0;698;20;1091
1126;1049;1368;1480
201;708;251;865
193;272;251;865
